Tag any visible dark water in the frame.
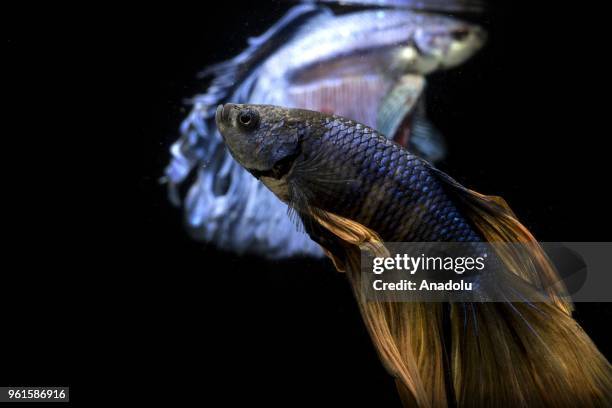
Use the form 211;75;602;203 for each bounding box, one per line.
5;1;610;406
135;3;610;406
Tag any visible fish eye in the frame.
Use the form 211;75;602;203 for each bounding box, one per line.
238;109;259;130
451;28;470;41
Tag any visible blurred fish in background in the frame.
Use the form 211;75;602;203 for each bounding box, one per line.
163;0;486;258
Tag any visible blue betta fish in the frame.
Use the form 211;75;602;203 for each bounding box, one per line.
215;102;612;407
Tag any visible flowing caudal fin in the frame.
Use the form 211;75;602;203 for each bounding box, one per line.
309;175;611;406
429;166;612;406
450;301;612;406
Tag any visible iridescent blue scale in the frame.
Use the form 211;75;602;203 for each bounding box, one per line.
312;116;482;244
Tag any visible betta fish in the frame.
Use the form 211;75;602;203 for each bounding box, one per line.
215;103;612;407
164;1;486;259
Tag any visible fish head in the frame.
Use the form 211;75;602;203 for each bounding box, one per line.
412;18;487;70
215;104;305;191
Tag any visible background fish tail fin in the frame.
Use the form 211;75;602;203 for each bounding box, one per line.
164;3;327;203
428;165;612;405
163;5;330;256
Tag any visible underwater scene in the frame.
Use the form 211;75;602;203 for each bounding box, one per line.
135;1;611;406
8;1;612;405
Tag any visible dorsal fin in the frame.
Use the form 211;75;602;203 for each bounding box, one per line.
427;164;572;314
424;167;612;406
194;4;329;106
316;0;485;13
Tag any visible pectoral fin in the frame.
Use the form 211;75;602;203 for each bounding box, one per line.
312;211;389;259
376;74;425;144
376;76;447;162
408;103;446;163
296;207;388;272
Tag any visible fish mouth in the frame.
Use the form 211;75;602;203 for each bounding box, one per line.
215;104;224;125
215;103;236;127
474;26;487;43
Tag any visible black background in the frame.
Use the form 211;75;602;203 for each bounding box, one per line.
4;1;610;406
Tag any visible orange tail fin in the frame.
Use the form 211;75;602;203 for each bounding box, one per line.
312;172;612;406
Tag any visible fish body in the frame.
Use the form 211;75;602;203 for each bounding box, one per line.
216;103;612;407
166;3;485;258
317;0;484;13
254;9;486;113
216;103;477;244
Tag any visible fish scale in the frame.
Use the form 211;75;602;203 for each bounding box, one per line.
304;115;481;243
